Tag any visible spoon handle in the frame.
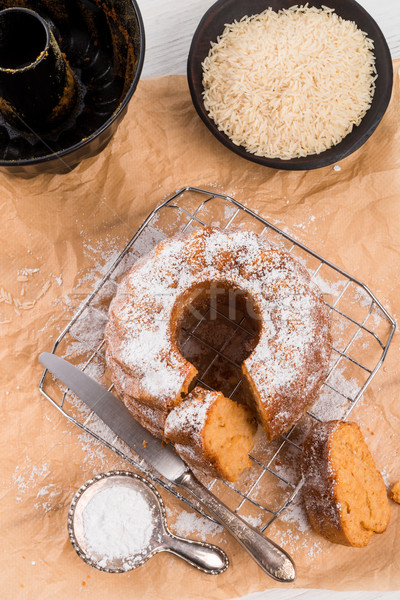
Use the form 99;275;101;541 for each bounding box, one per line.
176;470;296;582
162;533;228;574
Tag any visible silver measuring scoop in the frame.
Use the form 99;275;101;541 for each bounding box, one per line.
68;470;228;574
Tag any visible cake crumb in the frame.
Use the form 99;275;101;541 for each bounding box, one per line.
390;481;400;503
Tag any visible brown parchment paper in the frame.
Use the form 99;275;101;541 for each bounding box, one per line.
1;61;400;599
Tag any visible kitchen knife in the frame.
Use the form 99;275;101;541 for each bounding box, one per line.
39;351;296;582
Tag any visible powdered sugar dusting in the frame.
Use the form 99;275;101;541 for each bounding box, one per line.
301;421;342;532
106;227;331;431
164;389;215;438
13;459;51;503
277;497;323;558
167;507;224;542
24;193;393;562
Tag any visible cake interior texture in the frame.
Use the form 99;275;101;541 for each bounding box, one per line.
200;393;256;482
164;387;257;482
331;424;389;544
302;421;390;547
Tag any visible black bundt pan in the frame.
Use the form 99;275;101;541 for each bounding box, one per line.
0;0;144;176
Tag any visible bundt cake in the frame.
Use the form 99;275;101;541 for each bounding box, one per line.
107;353;168;439
301;420;390;547
164;387;257;481
105;227;332;447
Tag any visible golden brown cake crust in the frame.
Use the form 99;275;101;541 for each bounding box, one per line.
302;421;347;544
301;420;390;547
164;387;223;479
105;227;332;442
107;354;170;439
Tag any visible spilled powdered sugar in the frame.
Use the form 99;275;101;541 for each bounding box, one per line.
167;507;224;542
9;200;394;561
277;498;323;558
13;459;51;504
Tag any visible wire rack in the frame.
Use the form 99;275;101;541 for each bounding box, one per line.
39;187;395;533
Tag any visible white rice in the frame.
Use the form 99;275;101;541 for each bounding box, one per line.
202;4;377;160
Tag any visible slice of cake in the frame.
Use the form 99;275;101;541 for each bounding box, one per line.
164;387;257;482
301;420;390;547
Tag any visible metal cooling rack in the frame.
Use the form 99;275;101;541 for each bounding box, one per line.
39;187;395;532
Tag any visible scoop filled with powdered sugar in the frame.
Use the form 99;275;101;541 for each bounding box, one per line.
68;471;228;574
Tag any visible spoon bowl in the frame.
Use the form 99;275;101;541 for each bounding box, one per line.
68;470;229;574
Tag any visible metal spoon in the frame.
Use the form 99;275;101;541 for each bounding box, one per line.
68;470;229;574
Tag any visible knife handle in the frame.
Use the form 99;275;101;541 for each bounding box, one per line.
175;470;296;582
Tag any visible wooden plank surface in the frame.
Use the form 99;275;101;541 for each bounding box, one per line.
141;0;400;78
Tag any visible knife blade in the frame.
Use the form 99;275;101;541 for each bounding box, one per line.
39;352;188;483
39;351;296;582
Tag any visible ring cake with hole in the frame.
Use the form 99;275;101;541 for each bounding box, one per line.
105;227;332;475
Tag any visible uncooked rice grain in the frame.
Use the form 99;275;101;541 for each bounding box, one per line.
202;5;377;160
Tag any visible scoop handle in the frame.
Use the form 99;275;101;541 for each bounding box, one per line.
161;532;228;574
176;470;296;582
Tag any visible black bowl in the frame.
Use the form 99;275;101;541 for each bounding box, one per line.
0;0;145;176
187;0;393;170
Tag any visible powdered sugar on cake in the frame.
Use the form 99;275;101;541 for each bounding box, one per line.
104;226;332;447
164;390;215;436
105;228;331;422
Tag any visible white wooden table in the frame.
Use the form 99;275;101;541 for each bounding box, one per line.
140;0;400;78
138;1;400;598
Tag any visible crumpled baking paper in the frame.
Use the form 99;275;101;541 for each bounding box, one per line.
1;63;399;599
